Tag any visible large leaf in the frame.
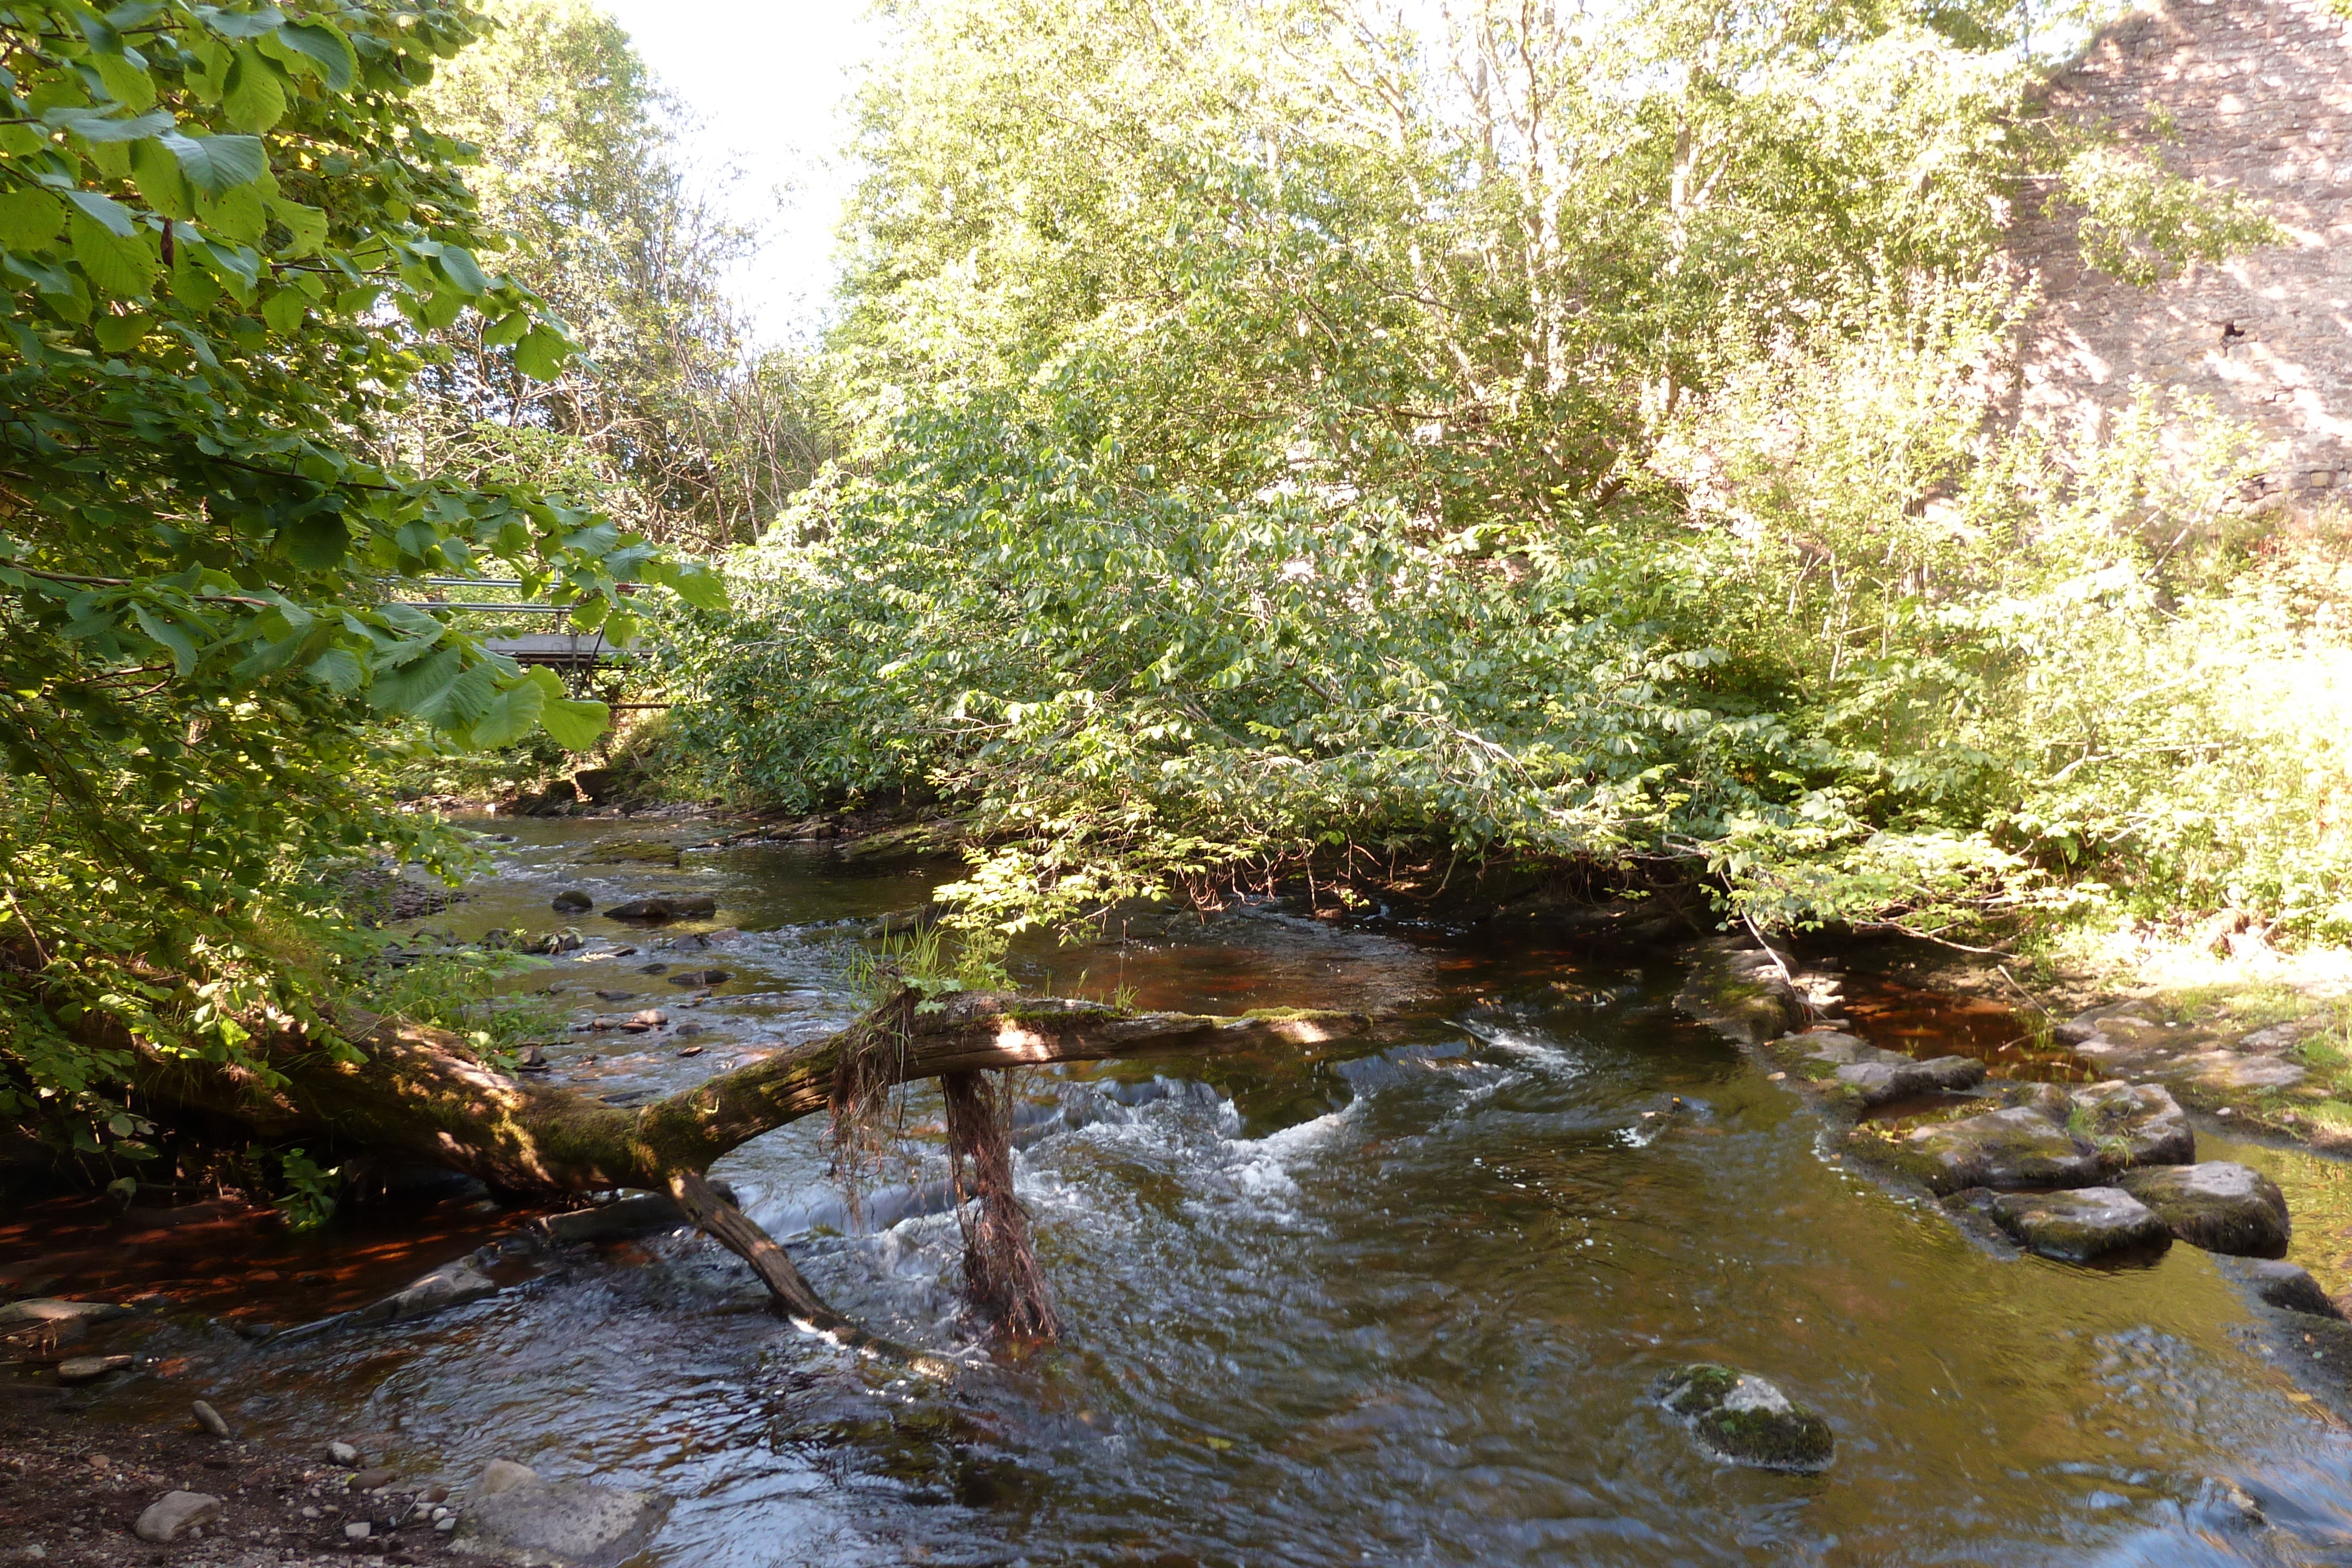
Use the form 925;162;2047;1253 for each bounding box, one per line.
193;4;287;39
42;106;174;143
69;212;156;297
161;131;267;195
513;326;570;381
0;190;62;249
467;673;547;748
539;694;611;751
221;52;286;133
263;195;326;256
130;603;198;674
273;21;356;90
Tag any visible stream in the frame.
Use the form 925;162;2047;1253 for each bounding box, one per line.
14;816;2352;1566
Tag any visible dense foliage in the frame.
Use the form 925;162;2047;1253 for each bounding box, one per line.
0;0;720;1168
666;0;2341;949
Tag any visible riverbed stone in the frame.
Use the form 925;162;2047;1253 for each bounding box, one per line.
476;1459;541;1497
666;969;730;988
0;1297;131;1328
54;1354;133;1383
2116;1162;2290;1256
1655;1364;1833;1472
603;894;717;922
133;1490;220;1543
550;890;593;914
1891;1104;2103;1195
1676;941;1806;1047
455;1467;666;1567
1775;1031;1986;1106
191;1399;230;1438
2227;1258;2346;1319
1986;1187;2171;1261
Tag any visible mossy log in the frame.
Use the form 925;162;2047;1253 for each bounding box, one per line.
128;988;1366;1355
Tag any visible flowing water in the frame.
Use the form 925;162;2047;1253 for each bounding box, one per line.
15;818;2352;1566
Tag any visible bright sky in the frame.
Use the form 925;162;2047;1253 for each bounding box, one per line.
597;0;887;347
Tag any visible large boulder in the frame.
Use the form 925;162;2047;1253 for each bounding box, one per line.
1655;1364;1833;1472
2116;1162;2290;1257
1676;941;1805;1047
1982;1187;2171;1262
452;1460;666;1567
1879;1082;2194;1195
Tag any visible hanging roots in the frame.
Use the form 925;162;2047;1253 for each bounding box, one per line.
941;1067;1060;1341
826;987;919;1231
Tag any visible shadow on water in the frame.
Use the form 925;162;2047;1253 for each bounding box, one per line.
9;818;2352;1565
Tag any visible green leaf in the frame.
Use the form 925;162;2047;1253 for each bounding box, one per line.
263;195;325;257
162;131;266;195
195;5;288;40
221;52;286;133
467;671;549;748
260;287;305;333
432;245;489;295
304;646;363;693
368;643;463;714
539;694;610;751
69;212;156;298
273;21;355;90
42;106;175;143
92;310;148;352
668;562;730;612
480;310;529;347
513;326;570;381
0;190;61;249
130;603;197;674
279;513;349;569
91;53;156;112
129;136;195;218
64;190;135;238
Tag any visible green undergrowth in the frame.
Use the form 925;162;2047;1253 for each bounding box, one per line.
351;948;569;1062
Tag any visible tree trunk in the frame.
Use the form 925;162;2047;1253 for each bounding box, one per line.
129;990;1364;1356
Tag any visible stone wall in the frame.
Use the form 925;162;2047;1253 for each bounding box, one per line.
2014;0;2352;504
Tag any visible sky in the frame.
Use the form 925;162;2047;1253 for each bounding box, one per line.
597;0;887;347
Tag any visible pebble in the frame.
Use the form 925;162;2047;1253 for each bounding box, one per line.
300;1506;322;1519
133;1491;221;1543
345;1520;372;1542
328;1440;359;1466
191;1400;230;1439
56;1354;135;1384
351;1467;396;1490
436;1516;457;1533
677;1045;704;1057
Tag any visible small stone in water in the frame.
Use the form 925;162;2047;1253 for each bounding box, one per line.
350;1467;396;1490
676;1045;704;1058
191;1400;230;1439
668;968;731;987
637;963;669;974
436;1516;457;1533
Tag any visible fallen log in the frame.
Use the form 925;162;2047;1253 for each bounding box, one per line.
126;988;1366;1358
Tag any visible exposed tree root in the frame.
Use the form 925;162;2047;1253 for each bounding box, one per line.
120;988;1367;1363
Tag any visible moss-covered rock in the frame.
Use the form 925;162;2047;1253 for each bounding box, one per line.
1884;1105;2104;1195
1982;1186;2171;1262
2117;1162;2290;1256
1655;1364;1835;1472
1676;941;1805;1047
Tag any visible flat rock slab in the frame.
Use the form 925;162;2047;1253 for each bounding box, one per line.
1655;1364;1833;1472
0;1297;132;1327
1985;1187;2171;1262
454;1479;666;1566
1880;1082;2194;1195
2117;1161;2290;1256
135;1490;221;1543
603;894;717;922
278;1258;496;1343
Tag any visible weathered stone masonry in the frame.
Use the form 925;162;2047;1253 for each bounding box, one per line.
2015;0;2352;502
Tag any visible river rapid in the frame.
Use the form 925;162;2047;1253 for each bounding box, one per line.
16;816;2352;1567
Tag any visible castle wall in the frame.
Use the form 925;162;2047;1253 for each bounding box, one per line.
2016;0;2352;502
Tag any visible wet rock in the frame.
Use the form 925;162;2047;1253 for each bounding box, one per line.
328;1441;360;1466
673;1021;705;1036
1883;1082;2193;1195
455;1459;666;1567
517;1044;550;1072
636;962;668;974
0;1297;131;1328
604;895;717;922
2227;1258;2345;1319
279;1258;497;1343
627;1009;667;1027
1984;1187;2171;1261
667;969;730;988
351;1467;396;1490
1892;1103;2103;1195
1655;1364;1833;1472
134;1490;221;1543
191;1399;230;1438
2165;1050;2308;1095
676;1044;704;1058
54;1355;134;1383
550;890;593;914
1773;1031;1984;1106
1676;941;1805;1047
2116;1162;2289;1256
